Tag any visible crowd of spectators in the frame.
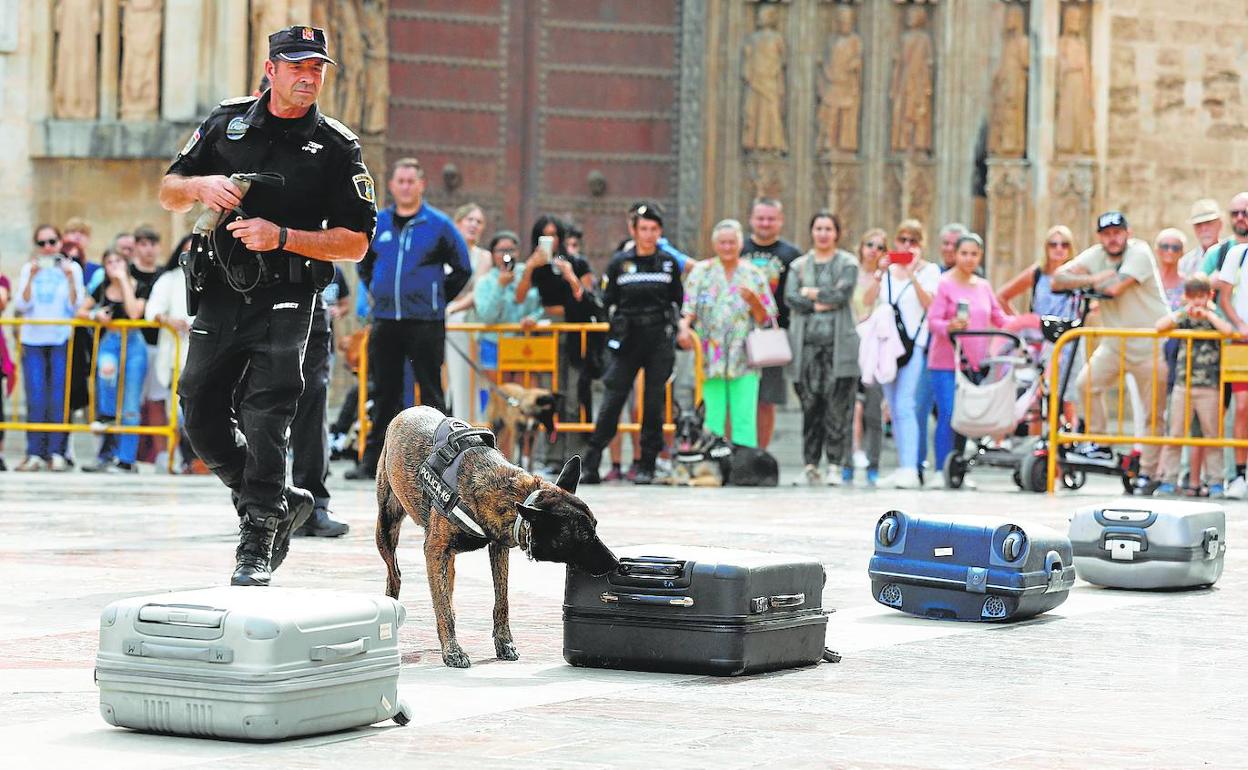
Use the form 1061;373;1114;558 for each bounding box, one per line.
5;176;1248;499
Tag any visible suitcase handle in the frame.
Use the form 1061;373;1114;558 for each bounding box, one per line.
617;562;685;578
310;636;371;662
768;593;805;609
137;605;226;628
124;640;234;664
600;592;694;608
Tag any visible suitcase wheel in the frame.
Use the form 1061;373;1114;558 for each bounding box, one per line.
393;699;413;727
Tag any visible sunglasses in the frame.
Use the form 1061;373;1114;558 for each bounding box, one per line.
865;241;887;250
1231;209;1248;218
1157;243;1184;252
897;236;918;245
35;238;59;247
1047;240;1071;249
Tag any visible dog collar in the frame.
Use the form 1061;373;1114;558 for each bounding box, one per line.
513;489;540;561
675;451;705;463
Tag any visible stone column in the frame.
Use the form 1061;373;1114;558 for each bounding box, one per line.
676;0;707;252
99;0;121;120
985;158;1033;284
209;0;249;105
162;0;203;121
0;0;35;265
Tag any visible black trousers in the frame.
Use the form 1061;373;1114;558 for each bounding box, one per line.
542;334;591;467
180;281;314;516
795;344;857;467
290;324;331;510
361;318;445;471
588;332;675;469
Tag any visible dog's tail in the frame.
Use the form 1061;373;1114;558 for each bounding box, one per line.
375;446;405;599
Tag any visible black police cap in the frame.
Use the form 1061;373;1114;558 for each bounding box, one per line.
268;26;336;65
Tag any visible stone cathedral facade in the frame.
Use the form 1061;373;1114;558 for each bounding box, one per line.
1;0;1248;286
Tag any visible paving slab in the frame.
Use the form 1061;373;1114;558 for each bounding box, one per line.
0;464;1244;769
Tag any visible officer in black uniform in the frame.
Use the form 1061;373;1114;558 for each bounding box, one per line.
159;26;376;586
580;205;682;486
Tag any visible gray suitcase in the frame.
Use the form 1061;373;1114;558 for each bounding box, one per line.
96;587;409;740
1069;500;1226;589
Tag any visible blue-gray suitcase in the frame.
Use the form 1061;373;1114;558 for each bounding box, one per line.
868;511;1075;621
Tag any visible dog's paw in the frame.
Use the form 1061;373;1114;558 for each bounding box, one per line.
495;639;520;661
442;646;472;668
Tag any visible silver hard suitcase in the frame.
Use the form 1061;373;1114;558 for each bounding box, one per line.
1069;500;1226;589
96;587;410;740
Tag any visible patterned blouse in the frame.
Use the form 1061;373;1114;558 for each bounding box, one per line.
682;258;777;380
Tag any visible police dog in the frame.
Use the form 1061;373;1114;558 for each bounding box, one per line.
664;402;781;487
375;405;617;668
486;383;562;469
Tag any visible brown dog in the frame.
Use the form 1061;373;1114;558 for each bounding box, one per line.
375;405;617;668
485;383;562;469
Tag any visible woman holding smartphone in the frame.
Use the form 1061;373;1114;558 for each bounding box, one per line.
926;233;1010;479
13;224;83;472
880;219;940;489
77;248;149;472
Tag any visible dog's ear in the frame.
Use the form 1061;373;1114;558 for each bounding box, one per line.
673;401;683;420
515;493;555;523
554;456;581;494
696;400;706;421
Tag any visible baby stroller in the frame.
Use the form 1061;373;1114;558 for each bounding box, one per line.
943;330;1052;489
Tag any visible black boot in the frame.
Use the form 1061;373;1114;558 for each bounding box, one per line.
231;510;280;586
294;507;350;538
579;450;603;485
271;486;314;571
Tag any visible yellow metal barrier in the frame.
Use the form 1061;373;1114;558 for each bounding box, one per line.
1045;326;1248;493
354;322;705;461
0;317;183;471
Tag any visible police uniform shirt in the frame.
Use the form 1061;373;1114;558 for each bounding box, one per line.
602;247;682;321
168;91;377;272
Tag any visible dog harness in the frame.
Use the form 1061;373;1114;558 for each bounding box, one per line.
417;418;497;541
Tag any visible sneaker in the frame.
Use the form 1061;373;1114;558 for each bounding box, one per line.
826;464;841;487
114;461;138;474
15;456;45;472
49;454;69;472
893;468;921;489
81;458;115;473
603;465;624;482
840;465;854;485
1152;482;1177;496
1072;442;1115;461
625;463;641;482
632;467;655;485
800;464;821;486
852;450;869;469
1132;475;1160;496
1225;476;1248;500
1208;483;1225;498
866;468;879;487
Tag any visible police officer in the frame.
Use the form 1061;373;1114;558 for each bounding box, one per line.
159;26;376;586
580;205;682;485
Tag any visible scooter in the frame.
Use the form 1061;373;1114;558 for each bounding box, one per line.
1015;288;1142;494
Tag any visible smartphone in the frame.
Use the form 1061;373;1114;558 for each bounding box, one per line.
501;254;515;272
887;250;915;267
538;235;555;258
956;299;970;322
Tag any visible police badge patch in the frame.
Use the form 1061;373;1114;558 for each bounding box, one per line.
622;260;637;274
226;117;248;141
180;128;201;156
352;172;375;203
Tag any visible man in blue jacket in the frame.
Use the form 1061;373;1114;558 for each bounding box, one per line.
347;157;471;480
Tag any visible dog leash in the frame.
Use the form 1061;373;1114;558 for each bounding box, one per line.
444;334;521;408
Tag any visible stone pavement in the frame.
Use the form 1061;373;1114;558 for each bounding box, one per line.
0;461;1244;769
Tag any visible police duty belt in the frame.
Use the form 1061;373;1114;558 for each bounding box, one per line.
417;418;498;541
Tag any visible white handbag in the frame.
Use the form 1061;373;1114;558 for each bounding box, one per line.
745;322;793;368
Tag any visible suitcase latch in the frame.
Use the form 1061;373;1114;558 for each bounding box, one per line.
1106;538;1142;561
965;567;988;594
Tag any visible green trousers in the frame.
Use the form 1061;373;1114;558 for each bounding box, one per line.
702;372;760;448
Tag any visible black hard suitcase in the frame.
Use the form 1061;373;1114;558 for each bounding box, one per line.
563;544;829;676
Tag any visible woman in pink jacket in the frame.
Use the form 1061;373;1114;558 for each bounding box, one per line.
927;233;1010;476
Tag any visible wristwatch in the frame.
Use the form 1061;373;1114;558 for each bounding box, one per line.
277;226;288;251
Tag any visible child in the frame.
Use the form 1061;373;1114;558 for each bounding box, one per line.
1153;274;1232;496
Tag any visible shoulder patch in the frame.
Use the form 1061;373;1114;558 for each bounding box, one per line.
323;116;359;142
179;127;201;156
352;172;375;203
219;95;258;107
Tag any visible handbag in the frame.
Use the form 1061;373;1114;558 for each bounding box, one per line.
746;321;793;368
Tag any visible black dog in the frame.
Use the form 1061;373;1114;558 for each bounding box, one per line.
668;402;779;487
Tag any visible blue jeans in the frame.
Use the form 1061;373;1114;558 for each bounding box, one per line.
21;343;69;459
96;330;148;465
916;365;934;469
882;348;926;471
930;368;957;471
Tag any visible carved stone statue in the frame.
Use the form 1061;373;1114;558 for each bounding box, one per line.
361;0;389;134
989;5;1029;158
52;0;101;119
890;5;935;154
817;5;862;153
332;0;367;125
119;0;163;121
1056;4;1094;156
742;4;788;153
